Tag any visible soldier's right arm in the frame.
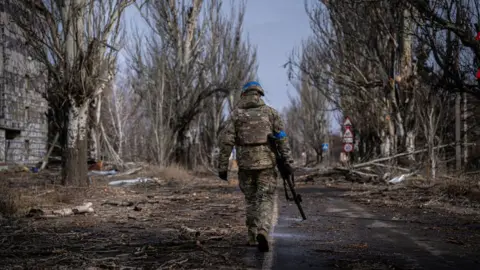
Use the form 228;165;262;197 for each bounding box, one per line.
217;115;236;172
269;107;294;164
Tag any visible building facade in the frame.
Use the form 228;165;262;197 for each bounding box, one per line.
0;0;48;164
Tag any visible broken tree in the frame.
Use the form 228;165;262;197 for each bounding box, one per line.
15;0;132;186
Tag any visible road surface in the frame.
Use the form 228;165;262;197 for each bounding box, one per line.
246;185;480;270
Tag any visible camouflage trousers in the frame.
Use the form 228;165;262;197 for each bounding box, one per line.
238;168;277;236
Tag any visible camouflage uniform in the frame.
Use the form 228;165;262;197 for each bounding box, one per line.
217;82;293;250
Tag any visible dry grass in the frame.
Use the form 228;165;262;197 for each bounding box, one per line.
0;166;252;269
160;164;192;180
332;169;480;216
438;175;480;201
0;179;81;217
137;164;193;181
0;183;22;217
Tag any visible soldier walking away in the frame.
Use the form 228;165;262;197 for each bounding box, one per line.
217;81;294;252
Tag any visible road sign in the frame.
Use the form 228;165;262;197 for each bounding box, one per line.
343;117;352;126
342;137;353;143
343;143;353;153
343;128;353;138
322;143;329;151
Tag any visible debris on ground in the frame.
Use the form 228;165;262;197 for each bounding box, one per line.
107;177;154;187
0;166;251;269
26;202;95;218
88;170;117;176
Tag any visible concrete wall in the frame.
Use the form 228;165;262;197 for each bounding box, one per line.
0;1;48;164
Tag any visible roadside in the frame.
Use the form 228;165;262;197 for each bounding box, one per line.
0;166;256;269
270;181;480;270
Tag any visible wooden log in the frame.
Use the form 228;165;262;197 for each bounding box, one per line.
52;208;74;216
72;202;94;214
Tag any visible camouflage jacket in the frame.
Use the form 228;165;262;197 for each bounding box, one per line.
217;93;293;172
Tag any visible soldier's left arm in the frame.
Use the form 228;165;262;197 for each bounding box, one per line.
270;108;294;164
217;116;236;172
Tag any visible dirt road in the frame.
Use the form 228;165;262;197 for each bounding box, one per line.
264;185;480;270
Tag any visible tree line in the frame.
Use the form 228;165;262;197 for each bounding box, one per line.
15;0;256;186
14;0;480;186
284;0;480;178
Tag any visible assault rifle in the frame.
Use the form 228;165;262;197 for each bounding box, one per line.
268;134;307;220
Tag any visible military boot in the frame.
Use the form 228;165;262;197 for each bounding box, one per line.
256;229;270;252
247;229;257;246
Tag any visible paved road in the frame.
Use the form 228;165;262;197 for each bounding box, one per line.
261;185;480;270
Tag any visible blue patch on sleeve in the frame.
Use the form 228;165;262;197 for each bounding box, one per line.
242;81;261;91
274;130;287;139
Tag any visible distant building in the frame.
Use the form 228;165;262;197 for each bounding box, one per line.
0;0;48;164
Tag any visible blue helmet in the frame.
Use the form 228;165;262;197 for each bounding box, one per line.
242;81;264;96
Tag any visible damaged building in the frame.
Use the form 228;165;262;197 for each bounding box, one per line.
0;0;48;165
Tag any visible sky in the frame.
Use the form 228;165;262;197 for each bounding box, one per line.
237;0;311;111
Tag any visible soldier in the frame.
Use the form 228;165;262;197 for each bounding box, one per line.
217;81;294;252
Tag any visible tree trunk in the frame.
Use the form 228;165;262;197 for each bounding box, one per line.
455;93;461;170
406;130;415;160
89;96;102;160
463;92;468;165
380;130;391;157
316;150;322;164
175;129;191;169
428;108;436;180
62;99;90;186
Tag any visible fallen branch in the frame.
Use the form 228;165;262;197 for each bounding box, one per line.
27;202;94;218
304;145;472;182
108;167;143;178
100;122;124;168
102;200;134;207
39;132;59;171
335;167;378;178
352;143;476;170
371;162;410;172
72;202;93;214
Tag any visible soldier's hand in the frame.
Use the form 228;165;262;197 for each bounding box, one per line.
218;171;228;181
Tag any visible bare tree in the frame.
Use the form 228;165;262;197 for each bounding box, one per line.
124;0;257;168
286;43;330;164
285;0;480;174
15;0;132;185
416;84;450;180
409;0;480;168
